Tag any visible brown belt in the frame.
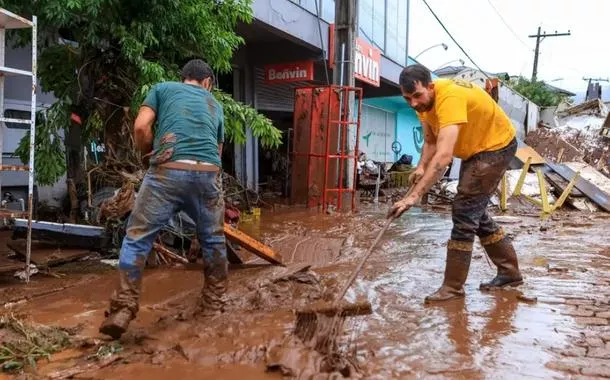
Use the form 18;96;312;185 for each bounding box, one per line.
158;161;220;172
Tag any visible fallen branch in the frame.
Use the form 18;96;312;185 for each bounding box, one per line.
152;243;189;265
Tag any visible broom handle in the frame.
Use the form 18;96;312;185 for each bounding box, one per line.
333;184;417;305
334;217;393;304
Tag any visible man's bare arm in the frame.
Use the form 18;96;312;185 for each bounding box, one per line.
134;106;156;155
218;143;223;158
407;124;459;200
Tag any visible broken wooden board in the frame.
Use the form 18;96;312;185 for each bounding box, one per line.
546;162;610;212
11;219;110;250
7;240;90;267
268;235;345;267
516;146;546;165
223;223;283;266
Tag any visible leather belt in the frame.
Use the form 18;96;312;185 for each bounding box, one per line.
158;161;220;172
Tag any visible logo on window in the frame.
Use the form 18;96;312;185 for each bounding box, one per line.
413;125;424;153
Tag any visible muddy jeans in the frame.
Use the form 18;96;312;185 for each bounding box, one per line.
451;138;517;245
117;166;227;302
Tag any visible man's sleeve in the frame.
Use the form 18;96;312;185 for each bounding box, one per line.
142;84;159;112
217;105;225;144
436;95;467;128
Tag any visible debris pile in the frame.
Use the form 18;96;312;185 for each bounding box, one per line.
527;99;609;176
0;313;75;372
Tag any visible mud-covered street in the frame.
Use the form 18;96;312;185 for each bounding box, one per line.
1;206;608;379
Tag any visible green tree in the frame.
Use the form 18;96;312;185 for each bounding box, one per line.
509;77;567;107
1;0;281;186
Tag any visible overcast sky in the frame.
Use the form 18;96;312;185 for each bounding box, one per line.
408;0;610;100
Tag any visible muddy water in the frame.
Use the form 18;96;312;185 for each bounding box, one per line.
3;206;610;378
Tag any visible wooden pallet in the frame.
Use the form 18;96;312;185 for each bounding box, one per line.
223;223;284;266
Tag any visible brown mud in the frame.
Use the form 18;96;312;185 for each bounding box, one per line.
0;206;609;378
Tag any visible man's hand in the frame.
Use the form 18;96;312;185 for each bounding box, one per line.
408;167;425;186
387;195;417;219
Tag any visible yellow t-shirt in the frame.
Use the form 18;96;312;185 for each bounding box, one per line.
416;78;515;160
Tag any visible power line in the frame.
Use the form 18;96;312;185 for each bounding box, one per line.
421;0;490;78
484;0;531;50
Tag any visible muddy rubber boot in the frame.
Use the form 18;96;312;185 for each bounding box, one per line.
99;270;142;339
425;242;472;304
196;275;227;317
479;234;523;290
196;255;228;316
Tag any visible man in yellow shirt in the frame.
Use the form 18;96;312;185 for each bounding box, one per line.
388;64;523;303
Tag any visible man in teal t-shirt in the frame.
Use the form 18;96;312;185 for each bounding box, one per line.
100;59;228;339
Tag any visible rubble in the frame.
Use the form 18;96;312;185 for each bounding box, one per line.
527;99;610;176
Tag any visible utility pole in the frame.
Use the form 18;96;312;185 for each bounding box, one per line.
583;77;609;101
332;0;358;196
333;0;358;87
529;26;571;82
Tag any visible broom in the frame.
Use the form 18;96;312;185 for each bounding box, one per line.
293;185;416;351
294;216;395;351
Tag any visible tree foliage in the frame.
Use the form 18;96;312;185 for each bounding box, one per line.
0;0;281;185
509;77;567;107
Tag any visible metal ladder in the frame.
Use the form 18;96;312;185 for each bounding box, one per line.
0;9;37;282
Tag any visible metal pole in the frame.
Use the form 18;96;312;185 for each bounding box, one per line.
26;15;37;283
0;27;5;210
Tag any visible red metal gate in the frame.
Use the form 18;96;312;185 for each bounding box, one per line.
291;85;363;212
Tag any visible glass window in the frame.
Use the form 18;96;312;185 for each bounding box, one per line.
3;110;31;130
359;0;374;44
321;0;335;22
396;0;408;65
385;0;399;61
383;0;407;65
289;0;318;15
372;1;385;50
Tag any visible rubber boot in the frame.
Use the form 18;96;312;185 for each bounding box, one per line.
479;231;523;290
99;269;142;339
425;241;472;303
196;257;228;316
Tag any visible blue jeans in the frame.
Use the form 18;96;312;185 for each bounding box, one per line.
118;166;227;282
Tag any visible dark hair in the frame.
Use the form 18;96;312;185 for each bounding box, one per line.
180;59;215;83
399;64;432;93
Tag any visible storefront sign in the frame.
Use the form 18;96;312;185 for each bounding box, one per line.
354;38;381;87
264;61;314;84
328;24;381;87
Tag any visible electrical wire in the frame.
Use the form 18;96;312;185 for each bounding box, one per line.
484;0;531;50
420;0;491;79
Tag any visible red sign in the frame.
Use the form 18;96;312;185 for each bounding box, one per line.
264;61;314;84
328;24;381;87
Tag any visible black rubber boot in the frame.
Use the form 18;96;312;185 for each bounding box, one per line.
479;233;523;290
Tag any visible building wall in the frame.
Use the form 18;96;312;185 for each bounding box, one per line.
277;0;407;85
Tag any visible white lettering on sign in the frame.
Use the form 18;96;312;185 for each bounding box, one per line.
268;67;309;81
354;42;380;86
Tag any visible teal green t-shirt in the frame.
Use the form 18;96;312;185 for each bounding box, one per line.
143;81;224;167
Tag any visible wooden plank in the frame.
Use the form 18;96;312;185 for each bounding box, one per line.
515;146;545;165
8;240;90;267
546;162;610;212
223;223;284;266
